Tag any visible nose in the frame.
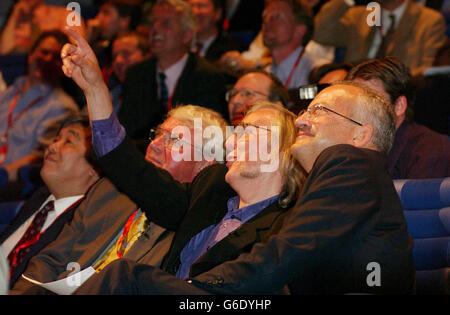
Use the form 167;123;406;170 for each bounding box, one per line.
295;112;311;131
225;133;237;157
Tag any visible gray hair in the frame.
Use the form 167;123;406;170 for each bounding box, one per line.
167;105;228;160
154;0;197;46
332;80;396;154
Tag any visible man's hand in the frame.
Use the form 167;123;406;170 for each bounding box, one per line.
61;27;104;93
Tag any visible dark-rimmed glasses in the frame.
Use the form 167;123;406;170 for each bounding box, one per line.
298;104;363;126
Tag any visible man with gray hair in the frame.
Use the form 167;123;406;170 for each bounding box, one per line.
118;0;229;143
10;105;228;294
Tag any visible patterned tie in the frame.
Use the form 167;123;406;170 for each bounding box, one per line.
376;14;396;58
7;200;54;277
158;72;169;112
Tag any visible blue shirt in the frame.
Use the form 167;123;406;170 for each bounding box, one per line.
176;194;279;280
0;76;78;164
91;111;126;158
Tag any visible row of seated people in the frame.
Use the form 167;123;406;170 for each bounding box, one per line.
0;0;448;201
0;23;448;294
0;0;448;296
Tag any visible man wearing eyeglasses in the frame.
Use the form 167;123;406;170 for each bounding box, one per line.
62;28;414;295
226;70;289;126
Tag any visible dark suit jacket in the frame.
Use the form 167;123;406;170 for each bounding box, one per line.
118;53;229;141
203;33;246;63
0;187;80;287
94;136;291;277
194;144;416;294
76;144;415;295
9;178;138;294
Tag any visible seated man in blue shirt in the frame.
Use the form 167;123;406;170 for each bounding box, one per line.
62;28;414;295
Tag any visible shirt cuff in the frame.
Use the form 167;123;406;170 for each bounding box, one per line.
91;112;126;157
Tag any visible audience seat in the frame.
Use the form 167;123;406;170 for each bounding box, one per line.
394;177;450;295
0;200;24;235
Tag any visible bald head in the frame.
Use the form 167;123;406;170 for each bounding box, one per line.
292;82;395;172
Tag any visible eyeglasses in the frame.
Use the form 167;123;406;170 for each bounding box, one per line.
149;128;202;150
225;88;268;102
232;122;273;139
298;104;363;126
149;128;185;146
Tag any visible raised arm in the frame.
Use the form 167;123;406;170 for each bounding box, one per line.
61;27;112;121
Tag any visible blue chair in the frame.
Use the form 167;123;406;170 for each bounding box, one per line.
0;168;8;188
0;200;24;235
18;164;43;199
394;178;450;294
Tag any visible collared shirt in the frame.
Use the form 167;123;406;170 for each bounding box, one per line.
266;46;327;89
1;194;84;256
0;76;78;164
157;53;189;99
192;35;217;57
176;194;279;280
367;0;408;58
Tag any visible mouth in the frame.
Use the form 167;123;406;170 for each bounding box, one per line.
297;131;313;138
44;154;57;163
152;34;165;44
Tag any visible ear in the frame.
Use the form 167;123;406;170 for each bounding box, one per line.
214;8;223;23
294;24;307;43
182;28;194;47
351;124;374;149
119;16;131;32
393;95;407;118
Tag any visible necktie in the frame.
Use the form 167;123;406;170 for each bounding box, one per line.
194;42;203;55
158;72;169;112
7;200;54;277
376;14;396;58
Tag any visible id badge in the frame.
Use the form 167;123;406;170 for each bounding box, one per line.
0;143;8;166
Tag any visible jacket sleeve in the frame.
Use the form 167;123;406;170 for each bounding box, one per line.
313;0;354;47
192;145;383;294
98;136;190;231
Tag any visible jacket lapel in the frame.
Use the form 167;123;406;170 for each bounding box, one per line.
171;53;195;106
189;201;288;277
0;187;50;242
388;2;419;56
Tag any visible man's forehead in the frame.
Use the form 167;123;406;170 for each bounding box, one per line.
243;109;276;126
59;124;88;138
236;73;272;92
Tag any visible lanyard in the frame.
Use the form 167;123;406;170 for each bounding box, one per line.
116;209;140;259
9;196;86;270
284;49;305;89
2;89;45;142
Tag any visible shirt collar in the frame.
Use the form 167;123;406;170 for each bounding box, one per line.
271;46;304;78
225;194;279;222
382;1;408;30
158;53;188;81
43;194;85;217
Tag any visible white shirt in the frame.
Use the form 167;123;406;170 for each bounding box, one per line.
157;53;189;99
1;194;84;257
192;35;217;57
367;1;408;58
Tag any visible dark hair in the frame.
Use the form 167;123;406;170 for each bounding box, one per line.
101;0;143;30
347;57;415;118
309;62;354;84
56;116;101;173
29;30;69;54
241;69;290;108
114;31;150;55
